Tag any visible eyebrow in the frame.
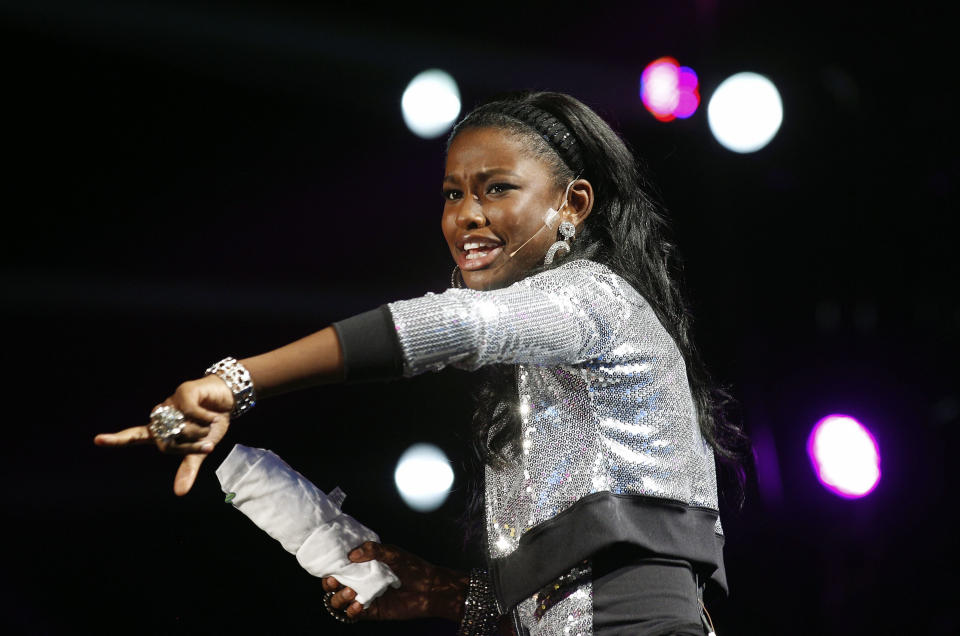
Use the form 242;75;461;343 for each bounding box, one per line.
443;169;521;183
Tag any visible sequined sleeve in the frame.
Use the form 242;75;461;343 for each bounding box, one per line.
387;260;634;377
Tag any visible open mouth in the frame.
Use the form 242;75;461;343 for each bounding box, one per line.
458;240;504;271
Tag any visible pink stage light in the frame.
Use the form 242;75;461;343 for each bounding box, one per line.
807;414;881;499
641;58;701;121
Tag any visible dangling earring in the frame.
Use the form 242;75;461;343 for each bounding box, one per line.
544;221;576;265
450;265;464;288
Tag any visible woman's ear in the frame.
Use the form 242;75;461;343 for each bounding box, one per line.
566;178;594;228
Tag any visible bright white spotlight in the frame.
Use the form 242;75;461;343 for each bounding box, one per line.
394;443;454;512
807;414;881;499
401;69;461;139
707;72;783;153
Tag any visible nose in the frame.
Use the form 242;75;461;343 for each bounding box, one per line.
456;193;487;230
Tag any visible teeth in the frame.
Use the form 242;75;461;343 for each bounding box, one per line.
465;251;489;260
464;241;500;250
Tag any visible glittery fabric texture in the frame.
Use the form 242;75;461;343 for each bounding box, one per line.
388;260;626;376
531;561;592;620
388;259;721;631
457;568;500;636
519;570;593;636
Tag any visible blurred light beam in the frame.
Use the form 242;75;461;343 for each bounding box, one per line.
401;69;461;139
807;414;881;499
394;443;454;512
707;72;783;152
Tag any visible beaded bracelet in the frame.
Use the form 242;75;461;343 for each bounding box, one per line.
205;356;256;417
322;591;358;624
457;568;500;635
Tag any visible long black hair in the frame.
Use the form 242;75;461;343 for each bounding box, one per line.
449;91;749;514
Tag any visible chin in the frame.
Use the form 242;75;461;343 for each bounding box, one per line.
463;272;496;291
464;266;519;291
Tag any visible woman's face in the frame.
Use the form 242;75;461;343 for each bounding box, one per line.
442;127;566;291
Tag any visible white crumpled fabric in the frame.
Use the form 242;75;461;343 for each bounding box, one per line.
215;444;400;606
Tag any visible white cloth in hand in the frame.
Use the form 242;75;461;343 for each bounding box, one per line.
215;444;400;606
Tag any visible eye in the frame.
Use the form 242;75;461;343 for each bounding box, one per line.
442;189;462;201
487;183;517;195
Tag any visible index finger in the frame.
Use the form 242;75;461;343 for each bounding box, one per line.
94;426;153;447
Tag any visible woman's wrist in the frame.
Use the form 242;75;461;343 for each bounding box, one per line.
428;567;471;623
205;357;255;417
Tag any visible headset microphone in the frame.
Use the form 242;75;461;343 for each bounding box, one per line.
507;178;577;260
508;207;561;259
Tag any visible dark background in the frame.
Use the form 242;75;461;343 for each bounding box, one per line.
2;1;956;634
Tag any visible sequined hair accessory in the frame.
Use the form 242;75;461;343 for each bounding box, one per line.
205;357;256;417
468;101;583;173
457;568;500;635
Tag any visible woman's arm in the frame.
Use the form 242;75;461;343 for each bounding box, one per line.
323;542;469;622
246;304;403;394
390;260;632;376
240;325;344;398
96;300;410;495
326;543;514;633
95;261;628;496
94;325;346;495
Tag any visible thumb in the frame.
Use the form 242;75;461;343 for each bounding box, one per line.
173;378;234;423
173;453;207;496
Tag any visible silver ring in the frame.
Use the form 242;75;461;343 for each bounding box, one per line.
149;405;187;442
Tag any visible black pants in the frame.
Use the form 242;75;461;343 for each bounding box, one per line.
591;549;706;636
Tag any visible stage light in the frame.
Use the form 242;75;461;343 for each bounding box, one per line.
707;72;783;153
394;443;454;512
401;69;461;139
807;414;881;499
640;57;700;121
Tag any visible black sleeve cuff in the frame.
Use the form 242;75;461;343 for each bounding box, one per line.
332;305;404;383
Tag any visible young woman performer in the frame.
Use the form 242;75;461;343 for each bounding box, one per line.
96;91;744;635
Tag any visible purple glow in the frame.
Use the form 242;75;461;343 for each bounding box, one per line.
807;414;881;499
640;58;700;122
674;92;700;119
753;425;784;504
677;66;699;91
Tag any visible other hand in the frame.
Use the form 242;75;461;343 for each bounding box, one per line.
94;375;235;495
322;541;468;623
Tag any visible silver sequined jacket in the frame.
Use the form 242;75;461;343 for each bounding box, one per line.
387;259;726;613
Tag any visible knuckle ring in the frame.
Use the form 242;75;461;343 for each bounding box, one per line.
323;591;358;624
149;405;187;442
